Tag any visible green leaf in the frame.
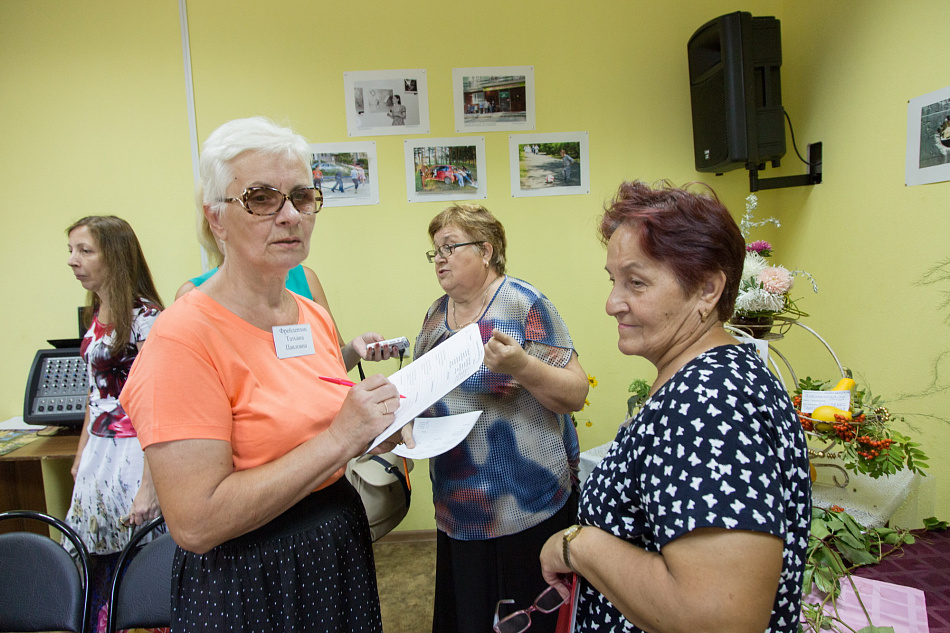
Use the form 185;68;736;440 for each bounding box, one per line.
858;627;895;633
813;568;838;595
825;514;847;533
836;542;879;566
811;521;832;540
802;566;814;595
923;516;949;530
840;514;867;539
814;547;848;575
837;532;868;552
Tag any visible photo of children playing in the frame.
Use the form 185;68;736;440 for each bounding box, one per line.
413;145;478;193
518;141;581;189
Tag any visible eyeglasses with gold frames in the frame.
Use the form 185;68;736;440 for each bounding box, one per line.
222;186;323;216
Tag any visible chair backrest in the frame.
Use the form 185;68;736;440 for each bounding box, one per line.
106;515;175;632
0;510;90;633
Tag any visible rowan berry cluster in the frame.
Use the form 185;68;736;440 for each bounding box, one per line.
798;413;814;432
832;421;854;441
855;436;894;460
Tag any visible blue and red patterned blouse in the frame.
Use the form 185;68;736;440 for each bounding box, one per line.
414;276;580;540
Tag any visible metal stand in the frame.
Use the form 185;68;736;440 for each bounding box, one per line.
726;319;851;486
748;142;823;192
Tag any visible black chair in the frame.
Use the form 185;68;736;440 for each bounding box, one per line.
106;515;175;632
0;509;91;633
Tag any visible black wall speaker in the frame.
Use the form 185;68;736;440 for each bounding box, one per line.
688;11;786;174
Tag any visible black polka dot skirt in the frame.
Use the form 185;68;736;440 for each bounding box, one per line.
170;478;383;632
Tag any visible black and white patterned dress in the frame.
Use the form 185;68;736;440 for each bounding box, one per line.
577;344;811;633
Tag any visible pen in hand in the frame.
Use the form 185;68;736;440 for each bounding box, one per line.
318;376;407;398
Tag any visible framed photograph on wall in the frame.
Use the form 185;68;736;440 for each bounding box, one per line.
453;66;535;133
404;137;486;203
509;132;589;197
310;141;379;207
344;69;430;137
906;85;950;186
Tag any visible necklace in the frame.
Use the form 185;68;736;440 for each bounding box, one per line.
451;277;498;329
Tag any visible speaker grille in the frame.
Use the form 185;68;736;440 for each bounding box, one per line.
691;71;730;170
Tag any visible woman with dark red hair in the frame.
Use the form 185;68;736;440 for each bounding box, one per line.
535;181;810;633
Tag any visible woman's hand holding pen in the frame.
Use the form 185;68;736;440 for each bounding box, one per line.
325;374;407;455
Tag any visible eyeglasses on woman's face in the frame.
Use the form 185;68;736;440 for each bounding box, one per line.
493;584;566;633
425;241;483;263
222;186;323;216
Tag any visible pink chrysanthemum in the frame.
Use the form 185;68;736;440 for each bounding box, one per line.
746;240;773;256
758;266;793;294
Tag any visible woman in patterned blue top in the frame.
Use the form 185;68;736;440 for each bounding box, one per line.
415;204;589;633
539;181;811;633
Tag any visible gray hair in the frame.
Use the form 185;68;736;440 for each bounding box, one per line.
196;117;312;263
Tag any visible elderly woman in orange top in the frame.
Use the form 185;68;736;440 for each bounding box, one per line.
121;116;409;633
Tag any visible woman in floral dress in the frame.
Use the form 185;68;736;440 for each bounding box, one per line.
65;215;164;632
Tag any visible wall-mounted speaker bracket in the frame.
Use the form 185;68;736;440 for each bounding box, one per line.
748;142;822;192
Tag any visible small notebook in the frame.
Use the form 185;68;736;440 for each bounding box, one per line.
555;573;579;633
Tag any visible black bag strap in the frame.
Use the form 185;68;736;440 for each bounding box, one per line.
356;360;411;509
368;455;411;509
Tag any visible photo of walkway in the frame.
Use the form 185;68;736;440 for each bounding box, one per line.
519;143;581;189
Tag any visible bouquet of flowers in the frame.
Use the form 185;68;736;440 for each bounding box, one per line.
734;195;817;322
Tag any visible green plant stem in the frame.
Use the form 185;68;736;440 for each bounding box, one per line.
844;573;875;629
811;592;862;633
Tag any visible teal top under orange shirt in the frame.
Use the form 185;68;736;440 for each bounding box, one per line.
189;264;312;300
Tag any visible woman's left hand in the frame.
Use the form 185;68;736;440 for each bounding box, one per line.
370;421;416;455
127;479;161;527
350;332;400;362
484;329;529;376
540;528;575;600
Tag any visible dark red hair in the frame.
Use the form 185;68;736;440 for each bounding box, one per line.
599;180;745;321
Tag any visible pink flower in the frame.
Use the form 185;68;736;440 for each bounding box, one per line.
746;240;773;256
758;266;793;294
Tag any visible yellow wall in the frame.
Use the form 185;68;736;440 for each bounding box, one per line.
2;0;947;532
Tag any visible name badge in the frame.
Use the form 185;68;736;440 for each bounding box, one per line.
273;324;316;359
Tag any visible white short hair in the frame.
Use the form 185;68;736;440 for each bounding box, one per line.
195;117;312;260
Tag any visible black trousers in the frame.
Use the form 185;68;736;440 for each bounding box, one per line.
432;489;578;633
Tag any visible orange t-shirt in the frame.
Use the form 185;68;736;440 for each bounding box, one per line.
120;290;348;484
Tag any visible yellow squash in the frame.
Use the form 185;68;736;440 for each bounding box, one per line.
810;405;852;432
831;377;856;391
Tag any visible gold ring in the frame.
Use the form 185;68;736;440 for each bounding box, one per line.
383;401;390;415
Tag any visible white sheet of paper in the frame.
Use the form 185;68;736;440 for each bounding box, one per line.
391;411;482;459
736;336;770;363
800;389;851;414
366;323;484;452
0;416;33;430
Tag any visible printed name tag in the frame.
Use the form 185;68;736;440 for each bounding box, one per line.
273;324;315;359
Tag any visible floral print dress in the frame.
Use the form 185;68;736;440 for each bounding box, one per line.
65;301;161;555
